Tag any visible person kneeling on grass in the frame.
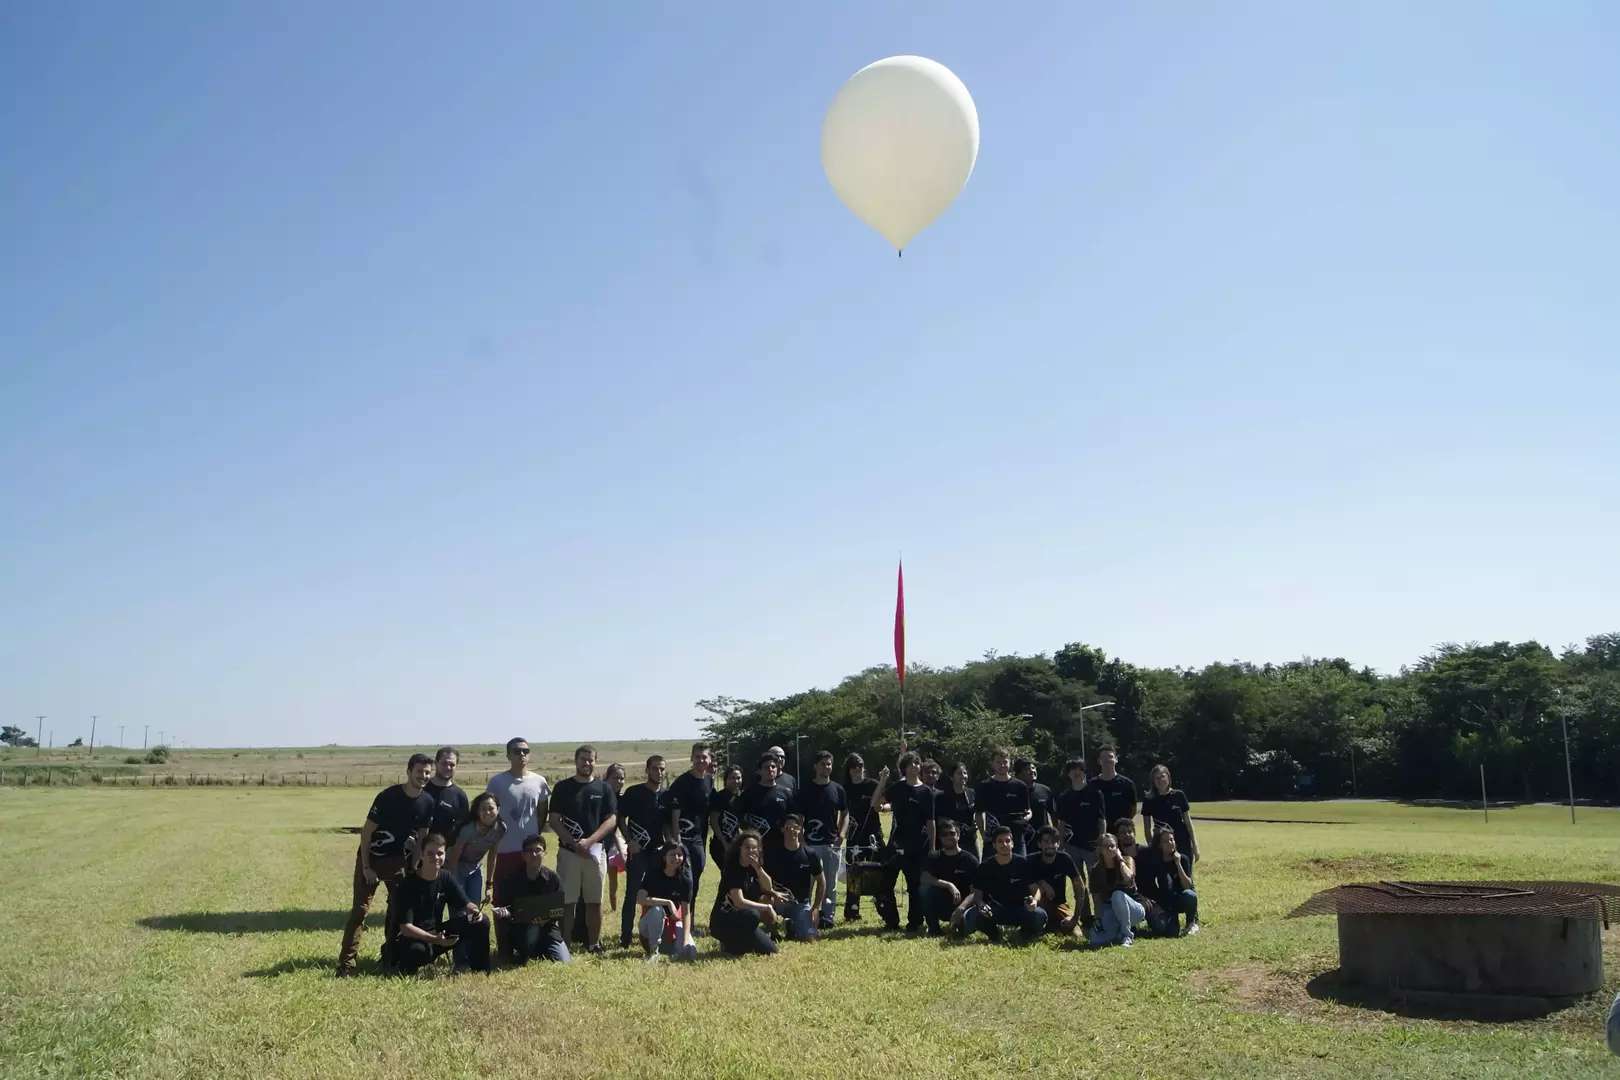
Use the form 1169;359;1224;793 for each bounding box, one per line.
919;818;980;935
1088;833;1146;947
493;834;571;964
965;827;1047;942
1030;826;1087;938
635;842;697;962
710;829;781;956
392;832;490;975
764;815;825;942
1142;827;1200;936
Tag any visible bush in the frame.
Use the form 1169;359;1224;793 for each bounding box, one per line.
144;747;170;764
124;756;142;765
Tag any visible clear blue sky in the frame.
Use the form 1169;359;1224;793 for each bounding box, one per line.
3;4;1617;749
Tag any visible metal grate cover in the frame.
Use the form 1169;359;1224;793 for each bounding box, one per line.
1287;880;1620;925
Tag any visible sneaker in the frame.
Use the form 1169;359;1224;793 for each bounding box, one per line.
1121;935;1134;948
644;950;663;965
587;944;606;957
334;966;358;979
620;935;632;949
1185;922;1200;936
844;908;862;921
817;913;834;932
985;924;1003;944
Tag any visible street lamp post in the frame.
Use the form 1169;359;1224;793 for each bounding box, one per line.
794;734;806;790
1076;701;1112;765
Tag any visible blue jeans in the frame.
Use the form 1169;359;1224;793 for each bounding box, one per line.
453;864;483;970
806;844;840;921
619;851;650;945
1090;890;1146;945
775;900;816;941
964;899;1048;939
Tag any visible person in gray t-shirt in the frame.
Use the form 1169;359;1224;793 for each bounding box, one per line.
486;738;550;957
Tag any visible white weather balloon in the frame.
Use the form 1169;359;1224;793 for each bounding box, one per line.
821;55;979;253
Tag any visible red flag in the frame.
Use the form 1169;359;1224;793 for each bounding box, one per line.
893;560;906;685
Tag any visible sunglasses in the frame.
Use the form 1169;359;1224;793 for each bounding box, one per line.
511;747;531;755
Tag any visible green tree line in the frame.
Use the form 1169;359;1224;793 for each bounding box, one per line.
696;633;1620;804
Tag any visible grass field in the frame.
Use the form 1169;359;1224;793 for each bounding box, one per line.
0;741;696;788
2;792;1616;1080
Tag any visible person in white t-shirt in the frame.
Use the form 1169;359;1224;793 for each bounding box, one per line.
486;736;548;959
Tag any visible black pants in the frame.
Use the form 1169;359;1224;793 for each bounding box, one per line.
711;908;777;955
877;854;924;930
844;833;881;913
682;841;706;900
395;917;489;974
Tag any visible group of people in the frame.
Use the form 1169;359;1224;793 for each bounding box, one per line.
334;737;1204;975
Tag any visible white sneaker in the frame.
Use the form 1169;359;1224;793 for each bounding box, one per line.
1121;936;1134;948
1185;923;1200;936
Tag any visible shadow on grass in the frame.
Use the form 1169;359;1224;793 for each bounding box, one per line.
1304;969;1581;1022
141;910;380;934
244;955;348;978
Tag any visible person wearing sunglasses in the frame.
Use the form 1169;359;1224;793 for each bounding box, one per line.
486;737;549;960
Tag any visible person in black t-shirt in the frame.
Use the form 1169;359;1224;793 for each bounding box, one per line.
1091;747;1139;831
710;829;780;956
764;815;825;941
1015;758;1055;857
1142;764;1199;864
634;842;697;960
708;764;746;866
337;754;437;976
1029;826;1085;937
1141;827;1199;937
975;747;1032;859
548;745;619;955
494;833;571;963
667;742;714;897
740;754;794;840
796;750;847;930
841;754;883;921
967;827;1047;941
874;752;935;933
392;831;490;974
616;754;668;948
938;762;979;859
1055;758;1106;881
920;819;980;935
423;746;471;843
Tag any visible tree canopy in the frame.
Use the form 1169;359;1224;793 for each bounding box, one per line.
697;633;1620;803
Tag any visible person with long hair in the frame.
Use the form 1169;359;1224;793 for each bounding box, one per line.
634;842;697;961
447;792;505;972
1088;833;1146;947
1142;764;1199;863
840;754;883;921
1143;827;1200;936
603;762;628;916
392;832;490;975
708;763;746;867
709;829;781;956
938;762;979;860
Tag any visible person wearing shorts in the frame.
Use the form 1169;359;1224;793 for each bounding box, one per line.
549;744;618;956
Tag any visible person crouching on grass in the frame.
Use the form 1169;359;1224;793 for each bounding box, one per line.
635;842;698;961
764;815;825;942
919;818;980;935
1030;825;1086;938
710;828;781;956
493;834;571;964
1088;833;1147;947
1142;827;1200;936
392;832;490;975
965;826;1047;942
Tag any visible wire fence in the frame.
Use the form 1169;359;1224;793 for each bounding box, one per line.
0;769;509;789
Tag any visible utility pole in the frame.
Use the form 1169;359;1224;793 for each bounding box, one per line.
1077;701;1112;767
119;725;125;748
36;716;45;756
1557;695;1576;826
794;734;806;790
89;716;97;758
158;730;165;748
143;725;149;749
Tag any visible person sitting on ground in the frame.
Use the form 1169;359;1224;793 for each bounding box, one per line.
1142;764;1199;864
710;828;781;956
919;818;980;936
1112;817;1166;932
392;832;490;975
447;792;506;972
966;826;1048;942
764;814;825;942
1088;833;1146;948
336;753;437;976
708;764;746;868
634;842;697;962
1142;827;1200;936
493;833;570;964
1030;825;1086;938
